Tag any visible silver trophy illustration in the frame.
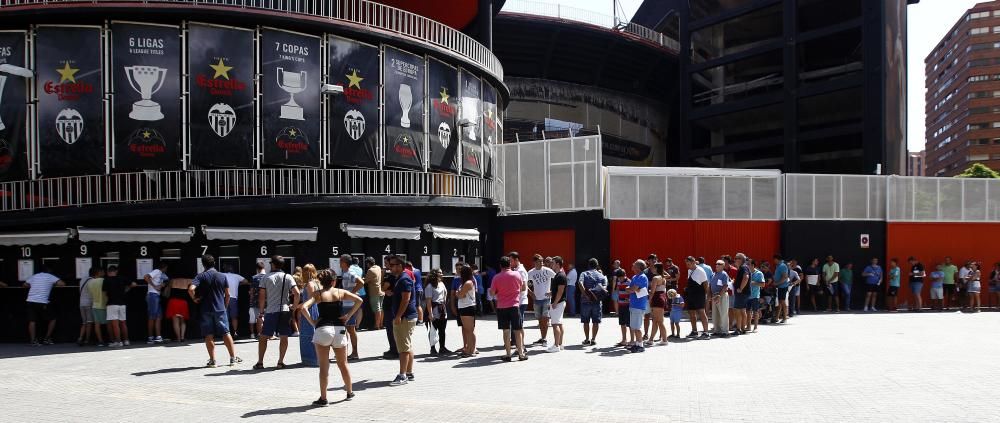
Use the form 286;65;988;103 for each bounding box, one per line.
0;76;7;131
399;83;412;128
125;65;167;121
277;67;307;121
0;63;35;131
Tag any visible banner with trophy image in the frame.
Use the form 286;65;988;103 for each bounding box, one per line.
188;24;254;168
111;22;181;171
327;35;379;169
261;28;321;167
0;31;28;181
36;26;105;177
427;57;459;173
383;46;424;170
482;82;498;178
459;69;482;177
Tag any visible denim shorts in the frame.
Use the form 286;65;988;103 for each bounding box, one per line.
262;311;293;337
580;301;602;324
533;298;551;318
747;298;760;311
227;300;239;322
629;308;644;330
200;310;230;338
146;293;162;319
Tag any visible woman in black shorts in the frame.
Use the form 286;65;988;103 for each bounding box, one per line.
456;265;478;357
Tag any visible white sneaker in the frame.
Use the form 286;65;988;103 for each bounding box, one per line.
154;336;163;343
123;340;130;346
147;337;154;345
110;342;122;347
864;307;871;311
871;307;878;312
546;345;560;353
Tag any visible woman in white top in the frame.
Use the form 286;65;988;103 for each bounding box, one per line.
456;265;478;358
424;269;451;355
967;262;982;312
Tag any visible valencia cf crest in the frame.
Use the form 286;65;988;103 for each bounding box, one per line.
127;128;167;158
275;126;309;155
55;108;84;145
208;103;236;138
437;122;451;148
344;109;365;141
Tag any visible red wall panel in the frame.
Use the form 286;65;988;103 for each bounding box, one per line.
503;229;575;266
887;222;1000;305
610;220;781;266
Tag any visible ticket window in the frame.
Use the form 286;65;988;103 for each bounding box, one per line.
160;248;182;276
275;245;295;273
100;252;121;272
218;245;241;275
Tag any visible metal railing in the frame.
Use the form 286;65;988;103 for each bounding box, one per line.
0;168;494;212
500;0;679;52
888;175;1000;222
784;174;887;221
0;0;503;80
496;135;603;215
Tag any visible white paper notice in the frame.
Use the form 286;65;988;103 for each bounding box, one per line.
431;255;441;271
18;259;34;282
75;257;93;280
136;259;154;280
196;258;205;274
636;287;648;298
421;255;431;273
451;257;460;274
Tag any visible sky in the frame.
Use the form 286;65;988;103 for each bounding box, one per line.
504;0;977;153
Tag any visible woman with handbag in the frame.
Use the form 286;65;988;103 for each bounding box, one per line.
300;269;363;406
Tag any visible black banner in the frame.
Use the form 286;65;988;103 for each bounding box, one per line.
0;31;28;181
427;58;459;173
36;26;105;177
459;70;482;177
383;47;424;170
188;24;254;168
482;82;498;178
261;29;321;167
112;23;181;171
328;36;379;169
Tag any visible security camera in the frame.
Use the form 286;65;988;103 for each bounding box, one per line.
321;84;344;95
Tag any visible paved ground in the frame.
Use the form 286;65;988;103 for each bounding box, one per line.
1;309;998;422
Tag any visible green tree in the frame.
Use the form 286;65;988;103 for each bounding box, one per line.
956;163;1000;179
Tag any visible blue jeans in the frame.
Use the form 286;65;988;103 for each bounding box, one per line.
146;293;162;319
842;283;852;309
200;311;230;338
565;284;577;316
299;307;318;367
580;301;602;324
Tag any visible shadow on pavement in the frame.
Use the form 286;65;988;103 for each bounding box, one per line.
241;404;314;418
350;379;392;391
132;365;206;376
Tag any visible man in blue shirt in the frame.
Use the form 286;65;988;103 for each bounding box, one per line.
628;260;649;353
862;258;883;312
189;255;242;368
772;254;790;324
388;255;418;386
577;258;608;346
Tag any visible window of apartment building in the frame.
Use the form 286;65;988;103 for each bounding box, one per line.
969;154;990;161
992;153;1000;160
995;10;1000;17
969;74;990;83
970;27;989;35
968;123;988;130
970;107;991;115
970;11;991;20
967;42;997;52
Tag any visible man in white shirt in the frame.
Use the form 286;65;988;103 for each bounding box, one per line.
339;254;366;360
222;264;248;338
24;268;65;346
566;264;578;317
144;262;169;344
527;254;556;346
684;257;710;339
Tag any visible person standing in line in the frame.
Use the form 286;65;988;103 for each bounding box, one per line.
822;256;841;312
627;260;649;353
526;254;555;346
249;262;267;340
608;259;622;316
24;267;66;346
86;271;108;346
565;264;578;317
908;257;925;312
840;262;854;311
364;257;385;330
546;256;568;353
709;260;731;337
424;269;451;355
405;261;423;332
788;259;803;316
104;266;135;347
958;261;972;310
667;289;684;338
490;256;527;361
578;258;608;346
664;258;680;291
509;252;530;326
886;259;901;312
748;260;765;332
254;255;300;370
684;256;710;339
222;264;248;338
862;258;883;312
301;269;362;406
722;255;738;332
189;255;242;368
731;254;750;335
339;256;365;360
381;260;399;360
614;269;633;346
696;257;713;317
967;262;983;312
641;255;660;343
937;257;959;310
989;263;1000;309
456;264;478;358
387;255;419;386
471;264;484;316
803;258;821;311
78;267;103;347
928;269;945;311
165;276;192;342
772;255;790;323
144;262;169;344
647;263;668;346
298;264;321;367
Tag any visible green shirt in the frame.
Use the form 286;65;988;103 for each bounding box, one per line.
822;262;840;283
840;268;853;285
939;264;958;285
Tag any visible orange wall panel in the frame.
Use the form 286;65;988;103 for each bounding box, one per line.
609;220;781;265
503;229;575;266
